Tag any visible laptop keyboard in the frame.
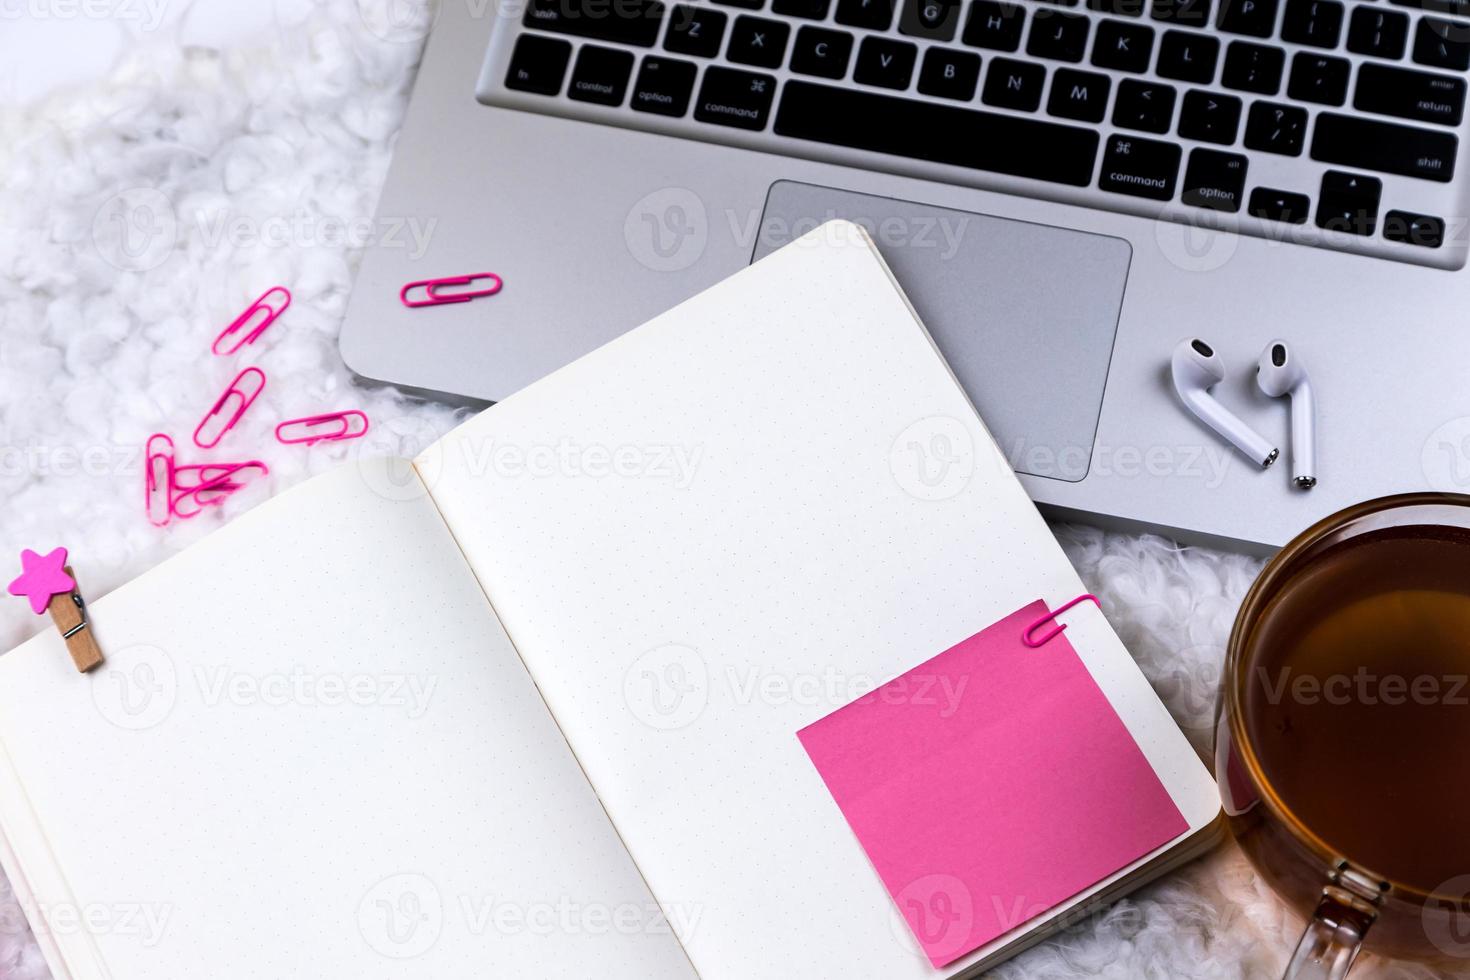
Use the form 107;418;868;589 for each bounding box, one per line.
477;0;1470;267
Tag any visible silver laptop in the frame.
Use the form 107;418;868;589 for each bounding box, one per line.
341;0;1470;552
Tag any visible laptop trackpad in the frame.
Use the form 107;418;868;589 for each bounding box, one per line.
752;182;1132;482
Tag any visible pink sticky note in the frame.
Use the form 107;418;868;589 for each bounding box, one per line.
797;599;1188;968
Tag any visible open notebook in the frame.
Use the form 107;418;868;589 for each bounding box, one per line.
0;223;1220;979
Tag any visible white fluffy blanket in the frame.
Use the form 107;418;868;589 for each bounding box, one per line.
0;5;1456;977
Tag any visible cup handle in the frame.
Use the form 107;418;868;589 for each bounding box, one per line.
1282;892;1378;980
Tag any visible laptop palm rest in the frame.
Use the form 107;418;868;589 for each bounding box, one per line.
753;181;1132;482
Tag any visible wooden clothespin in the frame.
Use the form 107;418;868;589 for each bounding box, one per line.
7;548;104;673
48;566;103;673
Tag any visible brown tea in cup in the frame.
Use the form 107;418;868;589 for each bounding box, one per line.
1240;522;1470;897
1221;496;1470;978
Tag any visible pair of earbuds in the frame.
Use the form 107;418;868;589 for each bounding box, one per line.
1171;338;1316;490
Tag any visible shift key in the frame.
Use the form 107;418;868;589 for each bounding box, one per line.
1098;135;1182;201
523;0;667;46
1311;113;1458;182
694;67;778;130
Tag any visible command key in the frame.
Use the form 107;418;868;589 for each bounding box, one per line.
1098;135;1182;201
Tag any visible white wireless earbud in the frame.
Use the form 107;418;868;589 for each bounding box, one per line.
1171;338;1279;469
1256;340;1316;489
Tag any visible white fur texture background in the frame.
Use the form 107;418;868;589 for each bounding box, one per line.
0;4;1460;978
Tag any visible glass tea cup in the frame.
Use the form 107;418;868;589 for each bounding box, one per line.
1217;493;1470;979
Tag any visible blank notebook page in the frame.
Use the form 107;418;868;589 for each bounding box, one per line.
419;225;1220;979
0;461;694;980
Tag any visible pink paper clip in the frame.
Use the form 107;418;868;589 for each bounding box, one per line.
173;460;269;492
144;434;175;527
171;461;268;520
1022;593;1102;648
275;411;369;446
171;481;235;520
194;367;266;450
400;273;502;308
213;287;291;356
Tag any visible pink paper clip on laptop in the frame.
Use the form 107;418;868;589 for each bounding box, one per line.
400;273;502;308
275;411;369;446
212;287;291;356
194;367;266;449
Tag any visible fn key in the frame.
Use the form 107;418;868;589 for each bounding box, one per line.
505;34;573;96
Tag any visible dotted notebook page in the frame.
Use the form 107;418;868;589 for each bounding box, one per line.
419;223;1221;980
0;460;695;980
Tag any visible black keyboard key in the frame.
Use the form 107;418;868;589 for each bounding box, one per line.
1347;7;1409;59
901;0;963;38
713;0;762;9
774;0;831;16
1049;68;1112;120
1392;0;1470;15
791;26;856;77
1355;64;1466;126
728;15;790;67
918;46;983;97
665;4;727;56
1244;100;1307;154
1315;171;1381;235
855;37;919;87
1178;90;1241;143
963;0;1026;49
835;0;895;28
1090;0;1147;14
1383;210;1445;247
1093;20;1155;72
983;57;1047;108
1181;148;1247;210
1287;53;1349;105
505;34;573;94
1215;0;1278;37
693;66;778;128
524;0;667;46
773;80;1100;184
1414;17;1470;70
1157;30;1220;82
1311;113;1458;181
631;55;698;114
1249;187;1310;223
1221;41;1283;93
1098;134;1182;199
568;44;635;104
1152;0;1212;27
1027;10;1090;60
1281;0;1344;47
1113;79;1178;132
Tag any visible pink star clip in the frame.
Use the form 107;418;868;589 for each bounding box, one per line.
8;548;75;616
